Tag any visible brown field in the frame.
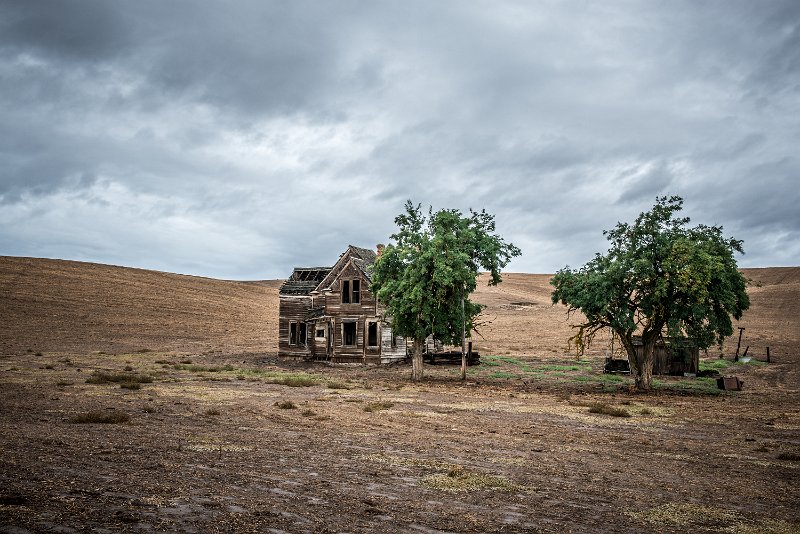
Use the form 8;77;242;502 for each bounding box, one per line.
1;257;798;533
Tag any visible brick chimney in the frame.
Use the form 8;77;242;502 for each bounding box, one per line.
376;243;385;258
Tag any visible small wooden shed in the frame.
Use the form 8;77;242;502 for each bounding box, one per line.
632;336;699;375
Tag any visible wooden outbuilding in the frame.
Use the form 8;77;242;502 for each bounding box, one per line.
278;245;407;364
632;336;699;375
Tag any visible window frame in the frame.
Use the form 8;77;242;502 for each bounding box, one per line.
342;321;357;347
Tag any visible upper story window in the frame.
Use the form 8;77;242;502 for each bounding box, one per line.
341;279;361;304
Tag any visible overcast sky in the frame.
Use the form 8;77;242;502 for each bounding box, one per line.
1;1;798;279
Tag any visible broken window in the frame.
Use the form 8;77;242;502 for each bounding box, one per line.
367;321;378;347
299;323;307;346
289;322;297;345
343;321;356;346
342;280;350;303
352;279;360;303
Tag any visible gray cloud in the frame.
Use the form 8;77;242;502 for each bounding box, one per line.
0;0;798;278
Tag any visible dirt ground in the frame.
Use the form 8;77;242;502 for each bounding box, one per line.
1;258;798;533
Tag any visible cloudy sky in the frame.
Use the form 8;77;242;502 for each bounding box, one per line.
1;1;798;279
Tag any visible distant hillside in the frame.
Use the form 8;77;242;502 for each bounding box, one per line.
0;257;281;355
1;257;797;362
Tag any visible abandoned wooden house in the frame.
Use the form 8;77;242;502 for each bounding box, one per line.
278;245;407;363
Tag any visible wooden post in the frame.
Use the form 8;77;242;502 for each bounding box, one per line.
734;327;745;361
766;346;771;363
460;285;466;381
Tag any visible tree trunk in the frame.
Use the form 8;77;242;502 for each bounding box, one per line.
412;337;425;382
620;332;655;391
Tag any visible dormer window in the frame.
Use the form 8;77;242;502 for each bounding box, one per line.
341;279;360;304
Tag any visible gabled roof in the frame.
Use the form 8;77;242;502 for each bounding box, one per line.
313;245;377;292
279;245;378;296
279;267;331;296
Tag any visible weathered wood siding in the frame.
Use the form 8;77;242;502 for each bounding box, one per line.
278;295;312;358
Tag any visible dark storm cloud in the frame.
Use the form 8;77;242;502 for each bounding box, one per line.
0;0;798;278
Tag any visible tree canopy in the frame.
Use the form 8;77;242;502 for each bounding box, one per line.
550;196;750;390
371;201;520;381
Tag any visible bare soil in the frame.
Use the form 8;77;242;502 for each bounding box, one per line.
1;257;798;533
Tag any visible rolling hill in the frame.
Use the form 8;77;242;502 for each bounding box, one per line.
1;256;797;363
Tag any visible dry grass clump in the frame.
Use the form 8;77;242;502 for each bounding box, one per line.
68;411;130;424
205;408;221;416
626;503;741;527
120;382;141;390
269;375;317;387
363;400;395;413
325;381;352;390
274;400;297;409
421;466;521;493
86;370;153;385
776;451;800;461
587;403;631;418
301;409;316;417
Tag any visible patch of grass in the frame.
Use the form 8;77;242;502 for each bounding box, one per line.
363;400;394;412
56;380;74;387
777;452;800;461
325;381;352;390
700;359;731;371
488;371;520;379
587;403;631;418
270;375;317;387
68;411;130;424
173;364;234;373
274;400;297;409
653;377;721;395
536;364;591;372
205;408;221;416
482;355;526;366
626;503;742;527
86;371;153;385
120;382;141;390
421;467;521;493
301;409;316;417
639;407;653;415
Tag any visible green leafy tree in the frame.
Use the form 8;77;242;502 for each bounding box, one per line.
550;196;750;390
371;201;521;381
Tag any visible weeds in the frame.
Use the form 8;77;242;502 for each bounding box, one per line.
172;364;234;373
269;375;316;387
587;403;631;418
363;400;394;413
488;371;520;379
120;382;141;390
325;381;352;390
274;400;297;409
87;371;153;385
421;467;522;493
68;411;130;424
